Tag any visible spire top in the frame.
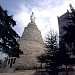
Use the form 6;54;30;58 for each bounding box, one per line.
30;12;36;23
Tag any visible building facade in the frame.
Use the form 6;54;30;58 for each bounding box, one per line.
58;11;70;41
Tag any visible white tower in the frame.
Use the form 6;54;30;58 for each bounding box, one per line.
15;13;45;69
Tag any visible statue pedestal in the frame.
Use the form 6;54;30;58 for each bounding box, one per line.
15;22;45;69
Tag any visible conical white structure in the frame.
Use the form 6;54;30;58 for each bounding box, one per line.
15;13;45;69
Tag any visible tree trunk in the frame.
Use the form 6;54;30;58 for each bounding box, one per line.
66;65;68;75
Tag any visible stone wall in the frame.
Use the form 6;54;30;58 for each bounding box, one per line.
15;22;46;69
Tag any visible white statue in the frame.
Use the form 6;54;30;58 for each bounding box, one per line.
30;12;36;23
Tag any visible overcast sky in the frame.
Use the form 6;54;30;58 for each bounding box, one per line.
0;0;75;60
0;0;75;39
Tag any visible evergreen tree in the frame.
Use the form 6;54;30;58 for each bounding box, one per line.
37;29;59;75
45;30;59;75
59;4;75;75
0;5;23;58
62;4;75;55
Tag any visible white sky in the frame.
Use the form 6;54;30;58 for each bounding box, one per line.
12;0;75;40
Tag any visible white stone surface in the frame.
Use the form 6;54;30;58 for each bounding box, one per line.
0;70;36;75
15;22;46;69
0;68;14;73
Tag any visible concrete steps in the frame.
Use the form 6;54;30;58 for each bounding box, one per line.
0;68;14;73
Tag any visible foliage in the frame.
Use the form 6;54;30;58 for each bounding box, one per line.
37;4;75;75
37;29;59;75
45;30;59;74
0;5;23;58
58;4;75;75
62;4;75;55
